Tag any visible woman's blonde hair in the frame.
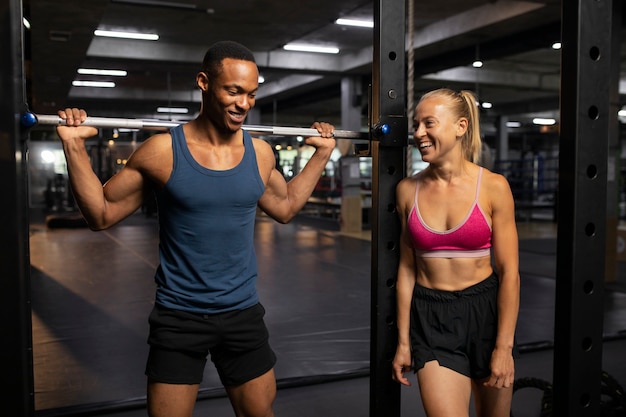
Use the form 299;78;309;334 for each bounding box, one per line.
419;88;482;163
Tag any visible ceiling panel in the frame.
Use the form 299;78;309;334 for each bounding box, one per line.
23;0;624;134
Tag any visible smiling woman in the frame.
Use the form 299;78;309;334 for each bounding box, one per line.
393;87;521;417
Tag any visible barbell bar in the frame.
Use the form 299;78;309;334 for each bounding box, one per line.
22;112;372;140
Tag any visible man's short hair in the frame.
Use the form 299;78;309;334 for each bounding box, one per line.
201;41;256;79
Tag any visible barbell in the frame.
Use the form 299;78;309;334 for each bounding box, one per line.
21;112;373;140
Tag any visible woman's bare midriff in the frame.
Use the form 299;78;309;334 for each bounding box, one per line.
414;255;493;291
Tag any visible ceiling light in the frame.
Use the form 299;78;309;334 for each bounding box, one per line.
533;117;556;125
506;121;522;128
552;42;562;50
283;43;339;54
481;102;492;109
78;68;128;77
157;107;189;114
258;75;265;84
72;80;116;88
23;17;30;30
94;29;159;41
335;18;374;28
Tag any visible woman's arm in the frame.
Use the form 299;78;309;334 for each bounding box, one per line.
484;172;520;388
392;178;417;386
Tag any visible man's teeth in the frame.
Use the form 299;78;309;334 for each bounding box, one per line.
419;142;432;149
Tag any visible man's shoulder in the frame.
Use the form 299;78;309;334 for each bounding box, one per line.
250;136;272;154
142;132;173;150
130;132;173;167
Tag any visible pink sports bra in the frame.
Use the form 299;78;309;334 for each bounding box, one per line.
407;168;492;258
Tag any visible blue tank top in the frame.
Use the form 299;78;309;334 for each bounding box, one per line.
154;125;265;313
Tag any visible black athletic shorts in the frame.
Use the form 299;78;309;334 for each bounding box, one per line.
410;273;518;380
145;302;277;386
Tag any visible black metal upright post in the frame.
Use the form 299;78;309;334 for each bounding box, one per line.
369;0;407;416
0;0;34;416
554;0;614;415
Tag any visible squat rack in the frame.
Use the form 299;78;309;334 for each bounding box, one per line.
0;0;621;416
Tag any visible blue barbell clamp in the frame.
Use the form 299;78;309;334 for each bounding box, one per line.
21;111;38;128
372;123;390;138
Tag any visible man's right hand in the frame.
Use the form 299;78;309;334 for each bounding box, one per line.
56;108;99;142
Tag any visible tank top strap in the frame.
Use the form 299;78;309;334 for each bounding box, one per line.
169;124;185;169
241;129;252;161
413;173;421;210
241;129;260;173
474;167;483;203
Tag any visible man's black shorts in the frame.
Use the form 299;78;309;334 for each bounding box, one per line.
145;303;276;386
410;273;519;380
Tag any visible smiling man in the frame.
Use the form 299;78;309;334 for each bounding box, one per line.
55;41;336;417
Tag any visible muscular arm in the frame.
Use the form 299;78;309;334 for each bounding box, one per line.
257;122;335;223
57;108;156;230
392;178;417;386
485;172;520;388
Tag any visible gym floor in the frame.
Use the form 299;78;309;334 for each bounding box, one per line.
29;210;626;417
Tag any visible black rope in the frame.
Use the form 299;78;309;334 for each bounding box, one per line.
600;371;626;417
511;371;626;417
511;377;553;417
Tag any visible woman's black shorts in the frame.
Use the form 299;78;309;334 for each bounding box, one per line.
410;273;518;380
